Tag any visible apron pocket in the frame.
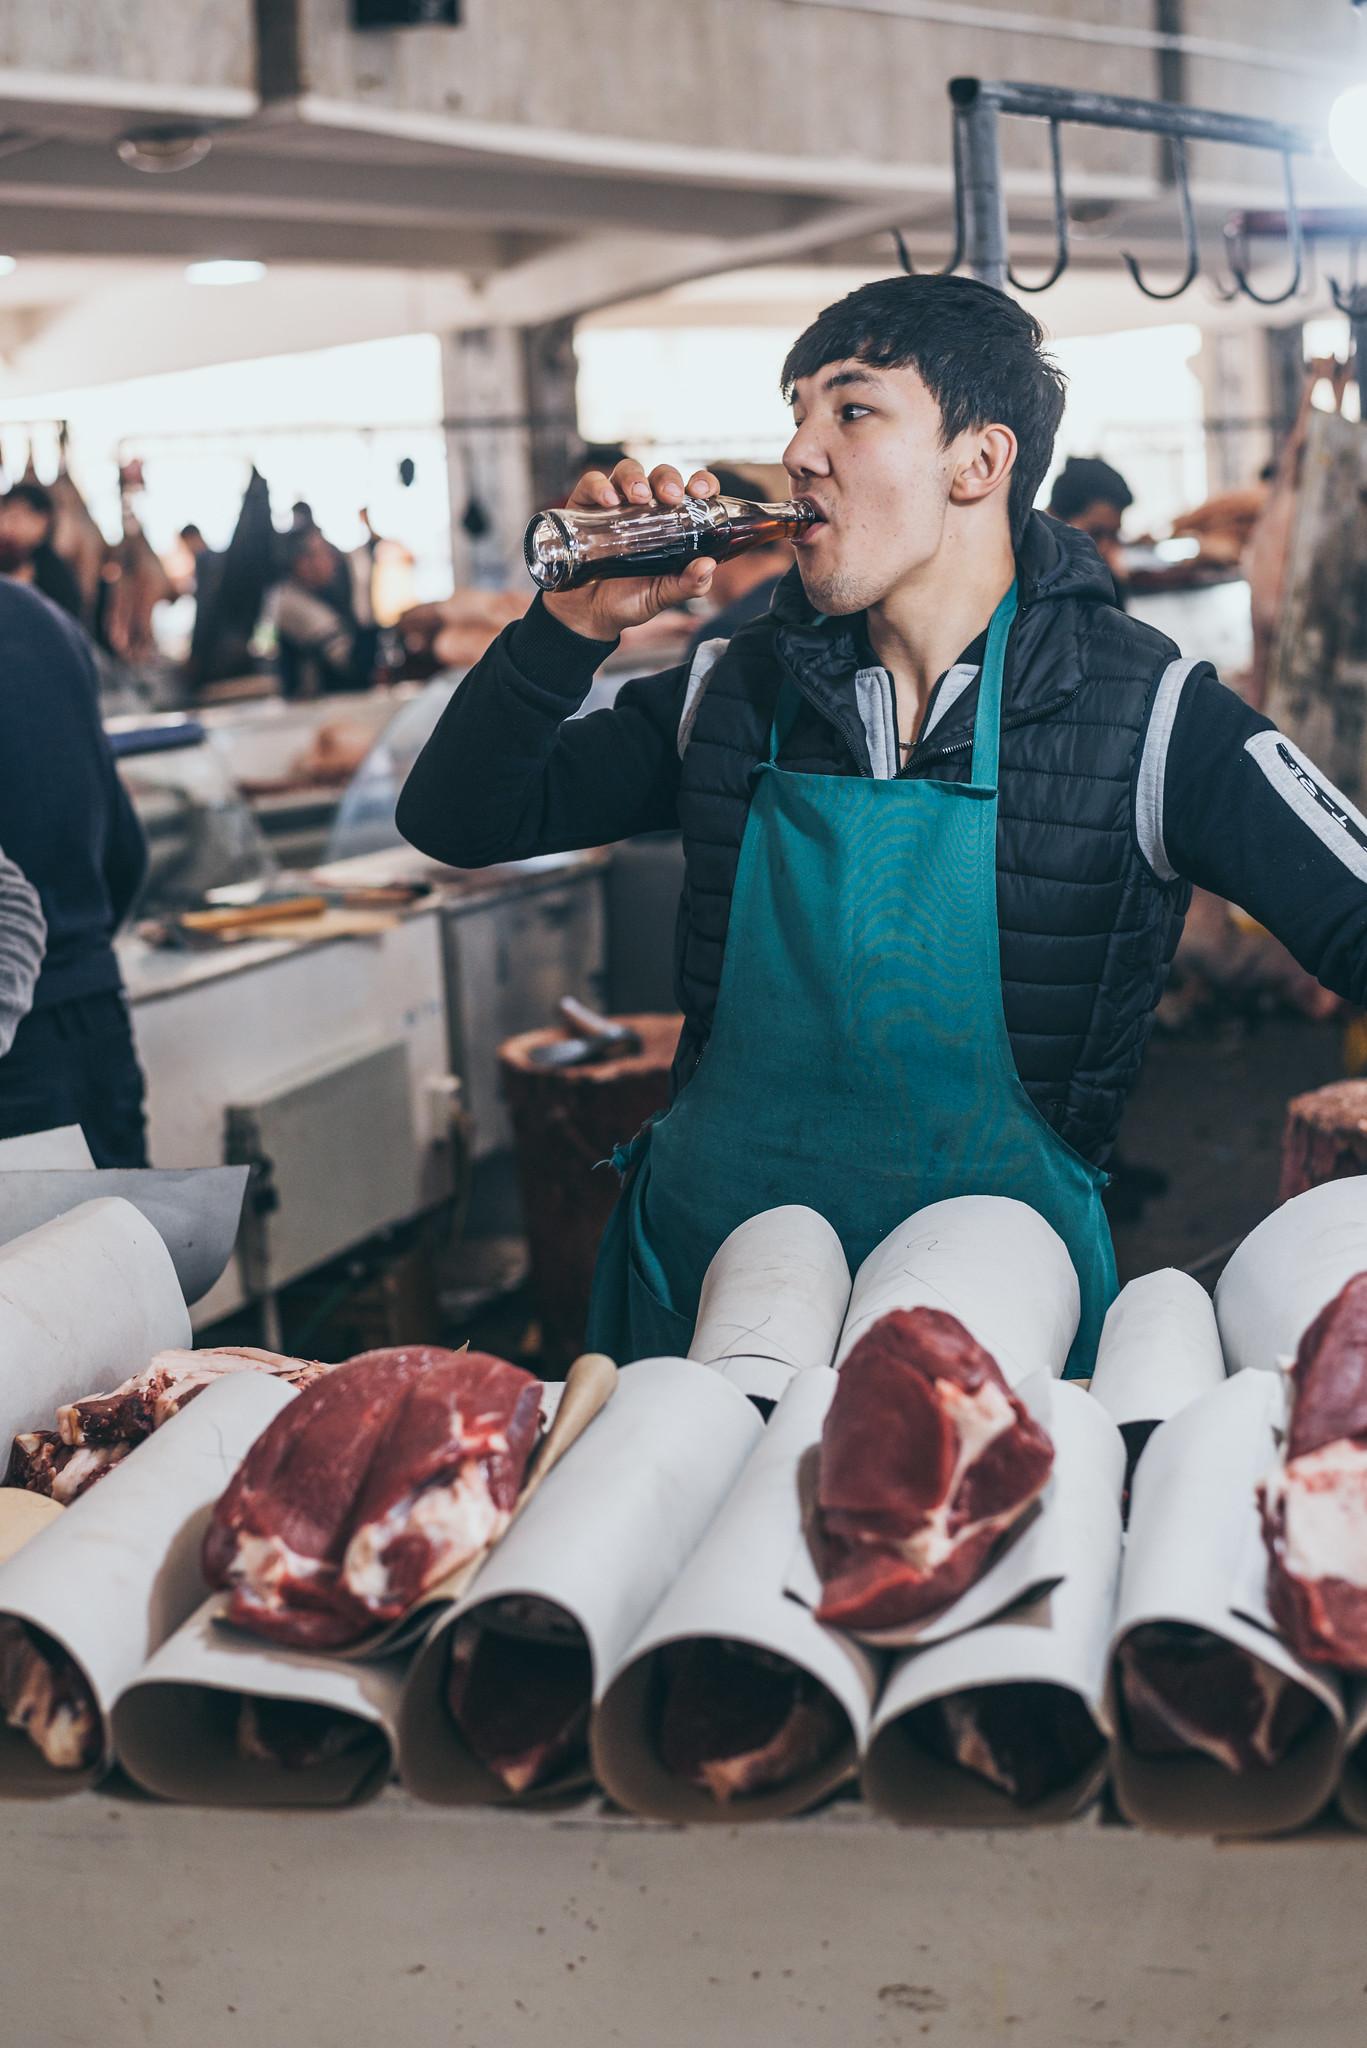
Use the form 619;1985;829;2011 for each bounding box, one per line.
624;1231;698;1361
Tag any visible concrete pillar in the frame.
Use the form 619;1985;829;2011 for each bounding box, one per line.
1196;325;1275;496
439;316;583;589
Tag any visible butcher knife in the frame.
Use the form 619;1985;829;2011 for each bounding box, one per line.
0;1166;250;1307
525;997;644;1070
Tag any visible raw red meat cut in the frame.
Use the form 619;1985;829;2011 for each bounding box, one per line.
235;1696;377;1772
815;1309;1055;1632
445;1599;592;1795
1117;1623;1317;1772
205;1347;543;1649
57;1346;328;1447
907;1682;1105;1806
0;1616;100;1770
5;1431;130;1504
655;1640;846;1803
1259;1273;1367;1669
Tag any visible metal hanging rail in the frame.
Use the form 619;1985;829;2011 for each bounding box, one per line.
900;75;1367;359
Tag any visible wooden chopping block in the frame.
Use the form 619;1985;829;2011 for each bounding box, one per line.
499;1013;681;1370
1280;1078;1367;1201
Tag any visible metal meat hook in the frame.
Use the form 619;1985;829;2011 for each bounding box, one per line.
1226;152;1306;306
892;113;967;278
1121;133;1200;301
1007;119;1069;293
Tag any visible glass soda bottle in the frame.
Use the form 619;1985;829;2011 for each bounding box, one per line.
523;495;816;592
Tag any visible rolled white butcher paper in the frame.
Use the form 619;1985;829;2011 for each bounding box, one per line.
688;1206;852;1402
0;1371;296;1795
399;1357;762;1805
1215;1178;1367;1376
113;1597;404;1808
835;1195;1080;1383
1089;1269;1227;1432
0;1196;190;1447
1107;1371;1345;1838
861;1382;1124;1826
592;1368;881;1822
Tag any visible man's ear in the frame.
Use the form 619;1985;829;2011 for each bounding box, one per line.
948;424;1017;511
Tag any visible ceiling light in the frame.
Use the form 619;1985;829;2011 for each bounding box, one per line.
116;128;213;175
184;260;267;287
0;257;16;280
1331;82;1367;189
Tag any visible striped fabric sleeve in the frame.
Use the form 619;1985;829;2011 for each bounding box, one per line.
1148;662;1367;1005
0;845;45;1055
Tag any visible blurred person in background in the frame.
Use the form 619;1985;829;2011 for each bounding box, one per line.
0;580;149;1165
0;482;84;622
272;524;379;698
1048;455;1133;594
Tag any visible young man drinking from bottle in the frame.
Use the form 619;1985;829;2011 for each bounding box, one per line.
398;275;1367;1375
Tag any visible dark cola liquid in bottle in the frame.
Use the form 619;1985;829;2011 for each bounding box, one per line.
524;495;816;592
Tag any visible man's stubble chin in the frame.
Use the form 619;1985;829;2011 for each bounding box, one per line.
795;562;874;617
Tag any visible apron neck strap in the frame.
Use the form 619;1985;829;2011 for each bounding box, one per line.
968;579;1019;788
767;578;1019;775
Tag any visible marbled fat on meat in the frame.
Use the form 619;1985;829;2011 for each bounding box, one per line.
815;1309;1054;1631
0;1617;101;1771
57;1346;327;1447
909;1682;1106;1806
1260;1274;1367;1669
205;1347;543;1649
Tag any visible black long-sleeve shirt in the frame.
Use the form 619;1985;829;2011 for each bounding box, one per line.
397;594;1367;1009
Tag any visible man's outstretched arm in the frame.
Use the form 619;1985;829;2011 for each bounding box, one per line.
1142;661;1367;1000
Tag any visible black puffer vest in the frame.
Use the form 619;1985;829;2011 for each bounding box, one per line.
671;513;1191;1165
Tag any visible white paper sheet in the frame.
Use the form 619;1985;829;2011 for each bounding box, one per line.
835;1196;1080;1384
1215;1178;1367;1376
1089;1269;1227;1432
0;1127;93;1171
399;1359;761;1805
688;1208;851;1400
113;1596;404;1808
1107;1371;1345;1837
0;1372;296;1795
0;1197;191;1447
862;1395;1124;1826
592;1368;881;1822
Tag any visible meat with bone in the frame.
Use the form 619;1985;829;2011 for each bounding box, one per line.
0;1617;101;1771
445;1598;592;1795
814;1309;1054;1632
655;1640;846;1803
907;1682;1107;1806
205;1347;543;1650
5;1431;131;1504
1260;1273;1367;1669
57;1347;329;1448
235;1696;377;1773
1116;1623;1318;1773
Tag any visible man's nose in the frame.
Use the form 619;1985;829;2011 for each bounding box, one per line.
783;424;829;479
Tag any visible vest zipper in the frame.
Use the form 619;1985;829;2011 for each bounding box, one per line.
903;681;1087;777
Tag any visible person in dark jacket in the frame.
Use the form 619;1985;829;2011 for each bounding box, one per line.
0;579;150;1165
397;275;1367;1376
0;482;84;622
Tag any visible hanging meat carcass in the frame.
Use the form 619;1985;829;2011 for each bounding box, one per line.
205;1348;544;1650
1260;1273;1367;1669
814;1308;1055;1632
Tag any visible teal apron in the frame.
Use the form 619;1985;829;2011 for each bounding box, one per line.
587;583;1116;1378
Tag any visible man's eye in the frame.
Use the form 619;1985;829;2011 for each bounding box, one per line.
840;404;871;423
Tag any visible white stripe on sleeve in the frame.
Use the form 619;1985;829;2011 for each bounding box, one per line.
1135;657;1200;881
1244;730;1367;884
677;638;727;758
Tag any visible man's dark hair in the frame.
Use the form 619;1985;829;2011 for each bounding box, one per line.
3;482;55;535
781;275;1067;544
1048;454;1133;523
